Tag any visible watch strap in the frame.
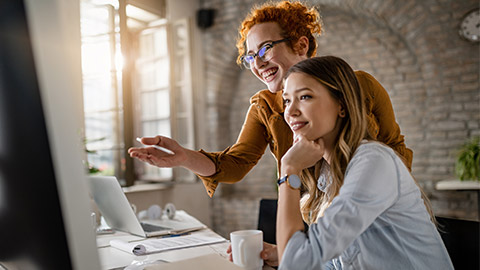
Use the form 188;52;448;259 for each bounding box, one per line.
277;175;288;186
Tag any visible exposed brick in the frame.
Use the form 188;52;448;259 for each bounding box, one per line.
464;102;480;111
468;121;480;129
452;82;480;92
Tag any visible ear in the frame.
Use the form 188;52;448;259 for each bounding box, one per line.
293;36;309;57
338;105;346;118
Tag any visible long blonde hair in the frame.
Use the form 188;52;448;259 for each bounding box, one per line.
286;56;369;224
286;56;435;225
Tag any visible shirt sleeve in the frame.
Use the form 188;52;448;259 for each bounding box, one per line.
356;71;413;170
279;144;400;270
196;101;269;197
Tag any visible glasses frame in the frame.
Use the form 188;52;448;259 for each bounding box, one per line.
241;38;290;69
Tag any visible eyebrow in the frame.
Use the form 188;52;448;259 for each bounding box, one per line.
282;87;313;98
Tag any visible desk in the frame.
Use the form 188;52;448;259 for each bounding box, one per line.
97;228;275;270
98;229;227;269
435;179;480;220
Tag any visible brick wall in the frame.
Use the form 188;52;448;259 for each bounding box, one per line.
198;0;479;237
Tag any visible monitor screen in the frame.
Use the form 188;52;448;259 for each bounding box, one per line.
0;0;100;269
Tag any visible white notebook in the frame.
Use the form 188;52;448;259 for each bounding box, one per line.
110;233;227;255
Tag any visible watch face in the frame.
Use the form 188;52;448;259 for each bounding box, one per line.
459;8;480;42
288;174;302;189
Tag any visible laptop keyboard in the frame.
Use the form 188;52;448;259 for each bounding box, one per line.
141;222;171;232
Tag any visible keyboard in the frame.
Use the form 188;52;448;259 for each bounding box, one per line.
141;222;171;232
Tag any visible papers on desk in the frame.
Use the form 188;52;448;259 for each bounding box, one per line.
110;234;227;255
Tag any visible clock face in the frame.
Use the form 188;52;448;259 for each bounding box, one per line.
460;8;480;42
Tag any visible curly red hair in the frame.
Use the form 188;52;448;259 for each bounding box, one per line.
236;1;322;65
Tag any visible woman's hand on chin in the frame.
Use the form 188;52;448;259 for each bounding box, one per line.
281;134;325;175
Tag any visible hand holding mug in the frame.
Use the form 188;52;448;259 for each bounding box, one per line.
227;241;278;267
229;230;264;270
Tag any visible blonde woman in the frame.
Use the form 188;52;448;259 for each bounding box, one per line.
277;56;452;270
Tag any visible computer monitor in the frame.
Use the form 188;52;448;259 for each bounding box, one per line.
0;0;100;269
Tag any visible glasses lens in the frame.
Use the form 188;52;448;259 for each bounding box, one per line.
258;44;272;62
242;55;254;69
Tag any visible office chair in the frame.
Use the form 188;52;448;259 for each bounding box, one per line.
257;199;278;244
257;199;309;245
436;216;479;269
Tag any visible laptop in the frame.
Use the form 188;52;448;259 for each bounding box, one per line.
87;176;206;238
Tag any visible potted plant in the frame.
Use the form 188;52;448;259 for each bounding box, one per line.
83;136;106;175
455;136;480;181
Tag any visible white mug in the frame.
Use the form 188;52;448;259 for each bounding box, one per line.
230;230;263;270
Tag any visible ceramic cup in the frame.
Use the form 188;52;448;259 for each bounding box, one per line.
230;230;263;270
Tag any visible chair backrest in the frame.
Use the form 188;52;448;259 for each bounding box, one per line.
257;199;278;244
436;216;479;269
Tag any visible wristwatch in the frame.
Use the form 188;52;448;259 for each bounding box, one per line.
277;174;302;190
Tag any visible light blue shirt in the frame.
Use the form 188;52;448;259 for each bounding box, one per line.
280;142;453;270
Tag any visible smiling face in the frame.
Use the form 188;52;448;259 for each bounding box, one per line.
246;22;307;93
283;72;344;148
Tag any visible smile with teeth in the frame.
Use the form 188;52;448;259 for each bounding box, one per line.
290;121;308;131
262;68;278;81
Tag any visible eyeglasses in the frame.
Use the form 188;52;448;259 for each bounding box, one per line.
241;38;290;69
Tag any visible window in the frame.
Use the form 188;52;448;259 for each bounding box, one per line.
81;1;124;179
80;0;195;185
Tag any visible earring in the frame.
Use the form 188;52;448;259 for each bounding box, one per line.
339;110;346;117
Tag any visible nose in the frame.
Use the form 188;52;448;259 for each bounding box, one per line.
284;100;300;119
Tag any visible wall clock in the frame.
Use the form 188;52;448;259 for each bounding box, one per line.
459;8;480;43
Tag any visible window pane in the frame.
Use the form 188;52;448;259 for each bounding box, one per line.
154;58;169;88
139;33;153;58
84;111;116;149
139;27;167;58
81;37;113;76
87;149;119;176
138;58;168;90
81;4;112;36
176;116;189;145
141;90;170;119
153;28;167;57
142;119;171;138
83;75;114;112
138;61;154;89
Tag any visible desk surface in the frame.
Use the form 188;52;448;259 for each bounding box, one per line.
97;228;228;269
97;228;275;270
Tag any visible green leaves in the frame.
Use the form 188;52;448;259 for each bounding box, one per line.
83;136;106;175
455;137;480;181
